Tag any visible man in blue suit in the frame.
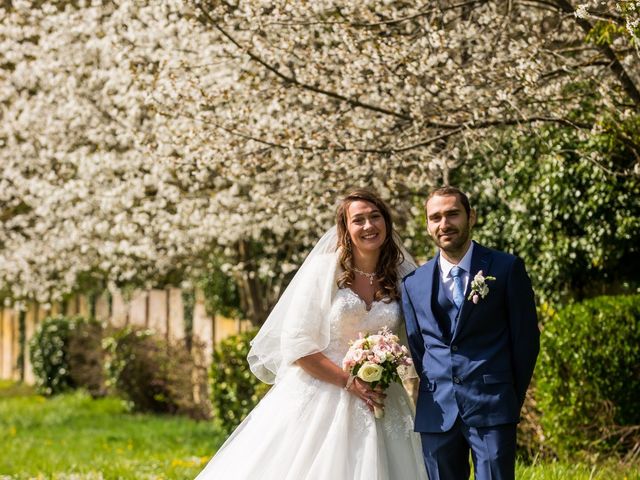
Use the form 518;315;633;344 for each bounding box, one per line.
401;186;539;480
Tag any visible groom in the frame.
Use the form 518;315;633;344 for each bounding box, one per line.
401;186;539;480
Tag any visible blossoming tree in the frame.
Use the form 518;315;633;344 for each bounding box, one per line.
1;0;638;322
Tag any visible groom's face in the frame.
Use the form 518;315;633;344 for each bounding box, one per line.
425;194;476;253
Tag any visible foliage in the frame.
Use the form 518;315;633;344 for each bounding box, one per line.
29;315;80;395
577;1;640;45
1;1;638;311
537;295;640;459
517;383;550;461
198;253;242;319
103;326;211;420
459;121;640;303
210;328;270;433
67;319;107;398
29;315;110;397
0;387;225;479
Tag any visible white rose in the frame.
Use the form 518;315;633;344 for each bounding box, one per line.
357;362;383;382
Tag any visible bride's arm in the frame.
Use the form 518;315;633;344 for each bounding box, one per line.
296;352;385;410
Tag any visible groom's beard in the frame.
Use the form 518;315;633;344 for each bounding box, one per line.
433;224;471;254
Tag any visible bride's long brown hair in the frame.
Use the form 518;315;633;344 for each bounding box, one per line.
336;189;404;302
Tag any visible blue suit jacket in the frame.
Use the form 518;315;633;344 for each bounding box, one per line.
401;242;540;433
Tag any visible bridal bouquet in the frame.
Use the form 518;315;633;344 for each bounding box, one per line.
342;326;414;418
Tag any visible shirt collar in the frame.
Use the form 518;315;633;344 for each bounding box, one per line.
439;241;475;278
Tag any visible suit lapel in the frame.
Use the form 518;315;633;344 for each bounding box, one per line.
418;256;437;319
452;242;492;339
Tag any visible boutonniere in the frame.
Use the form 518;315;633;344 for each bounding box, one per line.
468;270;496;304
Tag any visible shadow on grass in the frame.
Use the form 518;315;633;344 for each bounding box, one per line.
0;380;36;398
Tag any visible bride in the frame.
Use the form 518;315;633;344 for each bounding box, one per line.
196;189;428;480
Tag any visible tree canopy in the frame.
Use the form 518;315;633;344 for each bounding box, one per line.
1;0;638;319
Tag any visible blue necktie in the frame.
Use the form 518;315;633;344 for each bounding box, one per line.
451;266;465;310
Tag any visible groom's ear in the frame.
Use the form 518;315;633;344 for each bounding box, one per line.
469;208;477;229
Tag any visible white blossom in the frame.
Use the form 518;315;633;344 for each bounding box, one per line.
0;0;638;310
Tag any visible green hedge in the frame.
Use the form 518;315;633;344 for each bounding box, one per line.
29;315;81;395
68;319;107;398
210;329;270;433
103;326;210;420
29;315;106;397
537;294;640;458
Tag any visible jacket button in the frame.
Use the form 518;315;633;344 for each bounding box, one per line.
453;376;461;384
451;345;458;352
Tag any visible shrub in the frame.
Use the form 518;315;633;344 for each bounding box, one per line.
210;328;270;433
103;326;210;420
67;319;107;398
537;295;640;459
30;315;108;397
516;383;549;461
29;315;78;395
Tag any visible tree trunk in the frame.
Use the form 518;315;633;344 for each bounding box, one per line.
236;240;269;326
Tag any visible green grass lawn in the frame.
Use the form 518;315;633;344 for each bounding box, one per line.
0;381;225;479
0;381;638;479
517;462;639;480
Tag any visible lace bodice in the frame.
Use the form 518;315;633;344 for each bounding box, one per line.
323;288;402;365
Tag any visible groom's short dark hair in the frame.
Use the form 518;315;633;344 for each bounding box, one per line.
425;186;471;218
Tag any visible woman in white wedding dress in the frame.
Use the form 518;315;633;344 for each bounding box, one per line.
196;189;428;480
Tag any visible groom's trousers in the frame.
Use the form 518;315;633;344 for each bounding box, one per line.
420;416;517;480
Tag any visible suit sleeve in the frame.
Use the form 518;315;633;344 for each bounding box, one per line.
401;279;425;376
506;257;540;408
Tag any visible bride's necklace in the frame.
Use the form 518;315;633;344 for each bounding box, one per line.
353;266;377;286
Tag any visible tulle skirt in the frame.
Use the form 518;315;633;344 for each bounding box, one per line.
195;367;428;480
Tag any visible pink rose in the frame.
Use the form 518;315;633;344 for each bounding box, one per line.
352;349;365;363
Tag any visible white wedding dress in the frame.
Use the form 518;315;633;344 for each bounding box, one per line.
196;287;429;480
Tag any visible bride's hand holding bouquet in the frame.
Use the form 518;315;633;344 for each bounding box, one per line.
342;326;414;418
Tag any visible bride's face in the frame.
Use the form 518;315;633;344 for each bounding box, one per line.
346;200;387;256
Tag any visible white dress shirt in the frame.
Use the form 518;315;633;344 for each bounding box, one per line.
438;242;474;306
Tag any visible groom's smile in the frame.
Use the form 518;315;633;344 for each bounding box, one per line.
438;229;459;240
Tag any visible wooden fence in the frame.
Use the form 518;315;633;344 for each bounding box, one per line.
0;288;252;384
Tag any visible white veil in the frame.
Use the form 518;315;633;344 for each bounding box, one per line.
247;226;417;384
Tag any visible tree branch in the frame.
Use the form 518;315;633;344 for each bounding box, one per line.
344;0;488;28
553;0;640;106
155;100;590;156
257;0;488;28
196;5;412;122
